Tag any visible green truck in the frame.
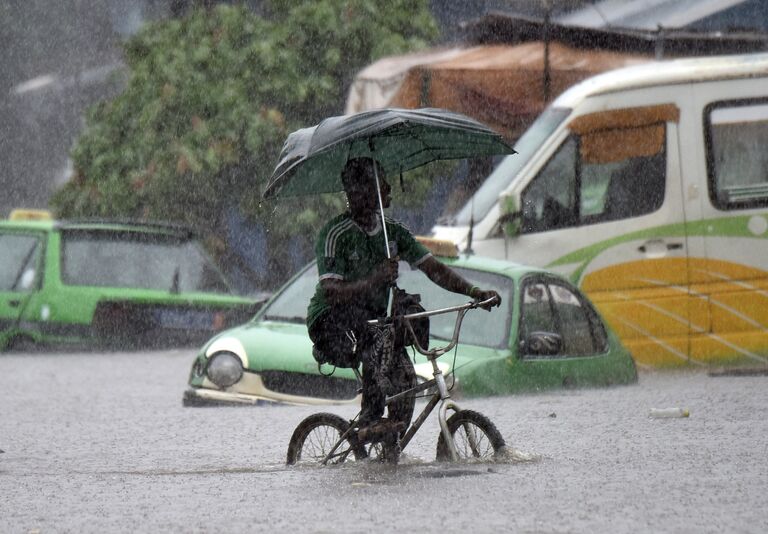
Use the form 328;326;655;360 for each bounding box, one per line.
1;210;262;351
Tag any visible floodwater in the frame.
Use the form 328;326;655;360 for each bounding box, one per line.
1;350;767;533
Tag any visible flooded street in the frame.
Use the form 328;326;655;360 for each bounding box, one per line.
1;350;767;533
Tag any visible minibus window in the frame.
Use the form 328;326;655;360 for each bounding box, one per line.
451;107;570;226
521;137;578;232
706;100;768;210
520;123;667;234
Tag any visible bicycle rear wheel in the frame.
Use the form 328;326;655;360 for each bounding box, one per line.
435;410;506;462
286;413;366;465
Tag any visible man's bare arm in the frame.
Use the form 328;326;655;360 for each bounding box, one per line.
418;256;501;308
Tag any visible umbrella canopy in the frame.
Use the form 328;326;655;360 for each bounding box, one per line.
263;108;515;199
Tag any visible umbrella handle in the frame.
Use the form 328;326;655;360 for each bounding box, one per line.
373;162;391;259
373;161;395;317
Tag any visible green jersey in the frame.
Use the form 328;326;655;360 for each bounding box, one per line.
306;213;431;328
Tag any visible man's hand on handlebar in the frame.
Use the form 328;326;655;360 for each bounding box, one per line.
470;287;501;310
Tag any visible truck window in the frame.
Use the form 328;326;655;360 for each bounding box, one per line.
521;124;667;234
60;230;231;294
705;99;768;210
0;234;41;291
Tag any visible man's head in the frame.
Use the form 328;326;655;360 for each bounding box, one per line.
341;157;391;215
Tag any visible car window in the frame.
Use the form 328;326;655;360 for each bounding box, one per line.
60;230;231;294
261;262;514;349
550;283;595;355
705;99;768;209
521;125;666;234
521;282;556;333
0;233;41;292
520;277;608;358
262;264;319;323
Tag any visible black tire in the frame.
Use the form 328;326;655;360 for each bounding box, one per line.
435;410;506;462
286;413;366;465
7;335;37;352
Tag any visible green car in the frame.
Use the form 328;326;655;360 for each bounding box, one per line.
184;243;637;406
1;211;262;351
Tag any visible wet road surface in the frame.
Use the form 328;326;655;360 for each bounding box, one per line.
1;350;767;533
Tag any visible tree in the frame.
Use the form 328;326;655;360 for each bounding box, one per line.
51;2;438;287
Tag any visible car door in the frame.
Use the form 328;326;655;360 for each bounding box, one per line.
516;275;612;387
0;231;44;348
694;94;768;365
496;104;693;367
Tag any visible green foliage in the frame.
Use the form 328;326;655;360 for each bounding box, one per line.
51;2;438;286
264;0;437;120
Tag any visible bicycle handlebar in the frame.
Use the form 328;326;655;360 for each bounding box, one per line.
367;295;499;359
366;296;498;324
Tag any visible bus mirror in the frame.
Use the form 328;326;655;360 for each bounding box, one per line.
499;193;522;237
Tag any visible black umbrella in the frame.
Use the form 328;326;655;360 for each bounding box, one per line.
263;108;515;200
264;107;515;315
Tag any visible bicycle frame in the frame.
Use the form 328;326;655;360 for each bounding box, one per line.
320;296;497;464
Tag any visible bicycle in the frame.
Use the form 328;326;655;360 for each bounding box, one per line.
286;296;507;465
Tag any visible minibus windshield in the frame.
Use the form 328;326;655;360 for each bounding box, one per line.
450;107;570;226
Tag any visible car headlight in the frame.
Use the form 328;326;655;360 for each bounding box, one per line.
206;352;243;388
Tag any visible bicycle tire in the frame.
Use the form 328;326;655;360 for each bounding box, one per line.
286;413;366;465
435;409;506;462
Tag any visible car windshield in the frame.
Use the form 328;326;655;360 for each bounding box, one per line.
450;107;570;226
60;229;231;294
262;262;513;350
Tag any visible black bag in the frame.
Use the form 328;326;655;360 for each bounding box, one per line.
309;291;429;370
391;288;430;351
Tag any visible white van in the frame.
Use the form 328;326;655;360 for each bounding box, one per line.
432;52;768;369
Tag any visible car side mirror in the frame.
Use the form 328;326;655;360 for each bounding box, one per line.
499;192;522;237
523;331;563;356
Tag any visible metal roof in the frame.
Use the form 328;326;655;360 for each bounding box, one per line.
556;0;767;32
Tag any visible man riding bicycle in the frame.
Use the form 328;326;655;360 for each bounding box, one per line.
306;157;500;441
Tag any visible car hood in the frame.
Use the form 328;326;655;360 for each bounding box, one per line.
203;319;509;381
205;320;357;377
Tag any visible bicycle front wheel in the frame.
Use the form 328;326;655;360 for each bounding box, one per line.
286;413;366;465
435;410;506;462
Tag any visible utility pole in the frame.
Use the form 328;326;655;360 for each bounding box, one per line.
542;0;552;103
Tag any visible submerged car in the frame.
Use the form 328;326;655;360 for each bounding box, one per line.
184;240;637;406
0;210;263;351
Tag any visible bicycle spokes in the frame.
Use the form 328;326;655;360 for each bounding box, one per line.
456;422;493;458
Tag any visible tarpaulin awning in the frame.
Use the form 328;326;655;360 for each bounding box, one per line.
346;42;651;140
